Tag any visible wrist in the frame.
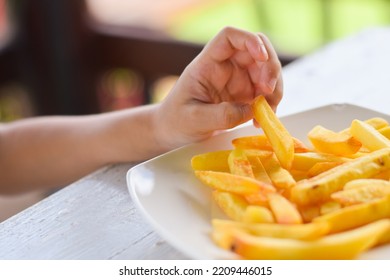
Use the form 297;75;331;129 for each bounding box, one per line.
152;102;178;153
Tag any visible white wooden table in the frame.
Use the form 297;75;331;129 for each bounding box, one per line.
1;27;390;260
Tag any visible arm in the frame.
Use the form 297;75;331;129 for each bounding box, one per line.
0;104;165;194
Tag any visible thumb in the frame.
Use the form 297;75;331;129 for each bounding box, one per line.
197;102;253;131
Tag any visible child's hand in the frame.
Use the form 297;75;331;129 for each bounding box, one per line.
155;27;283;150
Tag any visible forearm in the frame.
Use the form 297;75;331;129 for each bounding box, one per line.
95;104;172;163
0;104;167;194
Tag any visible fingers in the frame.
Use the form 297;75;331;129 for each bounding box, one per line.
227;32;281;100
265;76;283;111
192;102;253;132
203;26;269;63
256;33;282;95
190;27;283;129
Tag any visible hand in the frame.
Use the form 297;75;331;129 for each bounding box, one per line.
155;27;283;149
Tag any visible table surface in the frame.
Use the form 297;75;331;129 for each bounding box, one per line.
1;27;390;260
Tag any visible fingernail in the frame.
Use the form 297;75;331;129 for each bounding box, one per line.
247;39;268;61
260;44;268;61
267;78;277;93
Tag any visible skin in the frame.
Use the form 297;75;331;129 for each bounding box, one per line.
0;27;282;194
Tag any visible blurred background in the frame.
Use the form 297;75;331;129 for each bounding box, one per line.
1;0;390;221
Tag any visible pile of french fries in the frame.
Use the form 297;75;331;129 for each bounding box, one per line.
191;95;390;260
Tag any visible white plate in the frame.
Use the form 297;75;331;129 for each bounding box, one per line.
127;103;390;260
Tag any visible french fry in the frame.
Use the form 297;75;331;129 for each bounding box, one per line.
363;117;389;130
230;219;390;260
252;96;294;170
268;193;303;224
299;205;321;223
289;169;309;181
308;125;362;156
290;148;390;206
191;150;231;172
377;223;390;246
373;169;390;180
292;137;311;153
244;192;270;206
244;195;271;208
232;135;272;150
228;149;274;205
246;155;273;183
262;154;296;190
243;150;274;186
379;126;390;139
313;194;390;233
292;152;348;171
307;161;343;178
195;170;276;196
331;182;390;206
242;205;275;224
350;119;390;151
211;225;235;250
340;117;389;134
319;201;341;215
343;151;371;159
228;149;254;178
343;178;390;190
233;135;310;153
212;191;248;221
212;219;329;241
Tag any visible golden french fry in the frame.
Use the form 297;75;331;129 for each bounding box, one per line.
228;149;274;204
195;170;276;196
212;219;328;241
331;181;390;205
212;191;248;221
342;151;370;159
308;125;362;156
268;193;303;224
252;95;294;170
191;150;231;172
243;150;274;187
313;194;390;233
242;205;275;224
244;192;270;206
292;137;311;153
343;178;390;190
299;205;321;223
246;155;273;184
230;219;390;260
319;201;341;215
292;152;348;171
350;119;390;151
307;161;343;178
228;149;254;178
233;135;310;153
232;135;272;150
373;169;390;180
290;148;390;206
379;126;390;139
377;222;390;246
364;117;389;130
340;117;389;134
289;169;309;181
211;225;243;251
262;154;296;190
